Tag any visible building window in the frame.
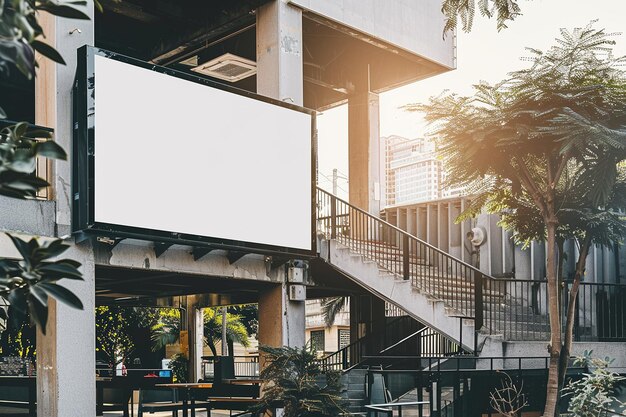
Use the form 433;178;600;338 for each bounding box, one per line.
310;330;325;352
338;329;350;350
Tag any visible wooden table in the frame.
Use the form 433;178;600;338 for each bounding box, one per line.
221;378;262;385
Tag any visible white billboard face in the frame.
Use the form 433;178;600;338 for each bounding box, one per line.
77;50;314;253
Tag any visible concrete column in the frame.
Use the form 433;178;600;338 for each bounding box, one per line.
258;268;305;353
36;242;95;417
186;297;204;382
449;203;462;260
256;0;303;105
34;3;96;416
514;246;532;280
256;1;306;354
347;65;381;215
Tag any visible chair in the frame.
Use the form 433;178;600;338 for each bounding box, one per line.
365;367;427;417
102;387;132;417
137;388;183;417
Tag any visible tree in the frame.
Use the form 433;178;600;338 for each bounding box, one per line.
440;0;523;34
409;22;626;416
150;307;251;356
0;1;94;331
203;307;250;356
320;297;348;328
250;345;347;417
96;306;135;366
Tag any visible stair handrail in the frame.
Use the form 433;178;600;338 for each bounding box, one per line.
317;187;493;279
317;187;499;348
317;316;413;370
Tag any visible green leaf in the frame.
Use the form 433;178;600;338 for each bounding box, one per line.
29;285;49;308
38;282;83;310
0;106;6;119
38;262;83;280
6;234;33;265
31;40;66;65
28;293;49;331
35;140;67;160
36;3;90;20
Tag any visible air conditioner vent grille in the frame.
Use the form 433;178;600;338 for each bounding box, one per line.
191;53;256;82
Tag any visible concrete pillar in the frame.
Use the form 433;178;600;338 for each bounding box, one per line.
256;0;303;105
36;242;95;417
256;3;305;354
186;297;204;382
258;282;305;352
348;65;381;216
449;203;462;260
34;3;96;417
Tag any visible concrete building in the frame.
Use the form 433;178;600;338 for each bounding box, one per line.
305;299;350;355
383;135;465;207
3;1;623;415
0;1;458;416
384;135;441;206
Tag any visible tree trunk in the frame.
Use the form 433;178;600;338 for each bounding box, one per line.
206;339;217;357
221;307;228;356
558;237;591;391
543;220;562;417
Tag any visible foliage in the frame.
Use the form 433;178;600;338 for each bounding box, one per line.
150;308;181;351
0;0;92;333
562;351;626;417
251;345;347;417
409;22;626;417
229;304;258;336
440;0;523;34
96;306;135;366
489;371;528;417
168;353;188;383
204;307;250;356
0;122;66;198
320;297;347;328
0;311;35;357
0;1;91;117
150;307;252;356
0;235;83;332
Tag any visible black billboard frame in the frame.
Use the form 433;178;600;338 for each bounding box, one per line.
73;45;317;259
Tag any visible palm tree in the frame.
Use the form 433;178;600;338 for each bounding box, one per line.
320;297;348;328
410;22;626;416
150;307;250;356
203;307;250;356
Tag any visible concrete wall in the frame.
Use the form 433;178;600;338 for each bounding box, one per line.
289;0;455;69
384;197;625;284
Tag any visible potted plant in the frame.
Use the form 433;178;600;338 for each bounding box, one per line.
251;345;347;417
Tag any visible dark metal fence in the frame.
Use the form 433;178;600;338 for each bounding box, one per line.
361;356;583;417
201;356;259;380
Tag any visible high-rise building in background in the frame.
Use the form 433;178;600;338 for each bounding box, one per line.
382;135;464;207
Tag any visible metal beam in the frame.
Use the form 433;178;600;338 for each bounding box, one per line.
227;251;246;265
192;247;217;261
154;242;173;258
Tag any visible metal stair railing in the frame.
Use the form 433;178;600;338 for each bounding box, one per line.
317;316;414;371
316;187;497;351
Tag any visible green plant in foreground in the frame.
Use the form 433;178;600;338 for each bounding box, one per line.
562;351;625;417
251;345;346;417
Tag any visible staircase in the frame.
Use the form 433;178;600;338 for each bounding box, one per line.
315;187;551;354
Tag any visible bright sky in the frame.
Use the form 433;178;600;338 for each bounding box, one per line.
316;0;626;196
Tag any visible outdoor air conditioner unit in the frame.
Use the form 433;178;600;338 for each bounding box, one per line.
289;284;306;301
191;53;257;83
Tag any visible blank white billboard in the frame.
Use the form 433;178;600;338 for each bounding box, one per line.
92;54;314;252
